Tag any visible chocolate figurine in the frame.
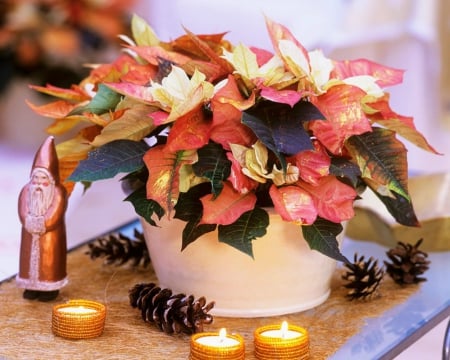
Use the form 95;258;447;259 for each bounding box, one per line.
16;136;68;301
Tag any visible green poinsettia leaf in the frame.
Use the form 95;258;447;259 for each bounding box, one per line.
174;183;211;222
346;127;417;225
242;100;324;172
192;142;231;197
174;183;216;250
124;186;164;226
346;127;409;200
302;218;348;263
181;221;217;251
69;140;149;181
218;207;269;258
371;188;419;227
68;84;122;116
329;157;362;188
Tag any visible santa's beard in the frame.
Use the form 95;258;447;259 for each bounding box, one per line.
28;184;54;216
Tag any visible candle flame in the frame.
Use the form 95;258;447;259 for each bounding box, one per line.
219;328;227;343
281;321;289;339
58;305;97;314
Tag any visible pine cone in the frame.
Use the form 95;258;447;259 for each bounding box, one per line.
86;229;150;267
129;282;215;335
384;239;430;284
342;253;384;300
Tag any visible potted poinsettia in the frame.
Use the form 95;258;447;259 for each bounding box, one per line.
27;15;437;316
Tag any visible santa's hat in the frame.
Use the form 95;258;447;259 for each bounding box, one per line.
31;136;60;183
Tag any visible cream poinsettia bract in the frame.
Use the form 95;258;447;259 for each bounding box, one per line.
230;141;299;186
149;66;214;124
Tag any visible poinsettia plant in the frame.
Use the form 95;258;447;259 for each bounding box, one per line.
27;15;438;262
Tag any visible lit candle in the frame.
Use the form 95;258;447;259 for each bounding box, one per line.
57;306;97;314
190;328;245;359
254;321;309;359
260;321;301;340
52;299;106;339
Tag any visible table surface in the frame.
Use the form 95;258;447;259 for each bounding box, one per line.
2;215;448;359
115;219;450;360
335;237;450;359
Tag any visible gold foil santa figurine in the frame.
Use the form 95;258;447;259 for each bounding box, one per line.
16;136;68;301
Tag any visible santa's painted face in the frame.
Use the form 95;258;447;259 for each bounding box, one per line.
28;169;54;216
31;171;50;188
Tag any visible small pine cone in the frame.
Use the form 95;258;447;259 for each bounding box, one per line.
129;282;215;335
342;253;384;301
86;229;150;267
384;239;430;284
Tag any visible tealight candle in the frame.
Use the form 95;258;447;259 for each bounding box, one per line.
254;321;309;359
190;328;245;359
52;299;106;339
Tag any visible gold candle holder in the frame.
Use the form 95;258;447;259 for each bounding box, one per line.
52;299;106;339
190;328;245;360
254;321;309;359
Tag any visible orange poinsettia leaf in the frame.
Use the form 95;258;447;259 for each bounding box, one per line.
144;145;197;217
84;56;131;85
290;140;330;185
56;136;94;194
264;16;309;72
182;27;234;75
213;78;256;112
128;45;192;66
264;16;306;52
332;59;404;87
120;63;158;85
269;184;317;224
172;32;230;58
79;125;103;142
310;84;372;154
210;108;256;150
58;159;79;195
166;106;212;152
299;176;357;223
200;182;257;225
46;116;87;135
210;76;257;149
366;97;441;154
25;99;78;118
29;84;90;102
182;59;224;82
105;82;153;103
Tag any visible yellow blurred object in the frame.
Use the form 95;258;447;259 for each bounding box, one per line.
347;172;450;251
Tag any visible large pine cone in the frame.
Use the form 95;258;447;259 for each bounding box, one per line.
342;253;384;301
129;282;215;335
384;239;430;284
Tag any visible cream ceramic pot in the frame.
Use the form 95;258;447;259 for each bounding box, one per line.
142;212;344;317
